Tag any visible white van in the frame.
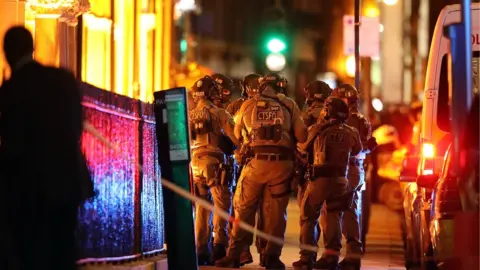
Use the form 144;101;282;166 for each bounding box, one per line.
420;3;480;176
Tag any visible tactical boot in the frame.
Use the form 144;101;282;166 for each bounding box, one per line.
292;257;314;270
339;258;361;270
239;248;253;266
214;256;241;268
211;245;227;264
312;255;339;270
197;253;211;266
265;255;286;270
259;254;266;267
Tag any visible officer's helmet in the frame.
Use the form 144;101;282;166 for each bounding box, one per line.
259;72;287;93
232;79;246;97
322;97;350;122
190;75;220;102
211;73;234;101
243;73;262;97
331;84;360;106
304;80;332;102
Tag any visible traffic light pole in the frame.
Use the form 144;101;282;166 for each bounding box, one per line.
354;0;361;90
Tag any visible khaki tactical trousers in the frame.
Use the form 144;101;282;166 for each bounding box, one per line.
320;165;364;257
299;177;348;259
228;159;293;258
191;154;232;254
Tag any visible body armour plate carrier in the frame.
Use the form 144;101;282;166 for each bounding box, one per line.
313;124;351;169
190;107;214;148
250;98;286;143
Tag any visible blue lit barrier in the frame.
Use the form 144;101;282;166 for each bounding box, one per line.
76;83;164;262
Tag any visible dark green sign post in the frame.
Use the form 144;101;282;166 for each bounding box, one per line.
154;88;198;270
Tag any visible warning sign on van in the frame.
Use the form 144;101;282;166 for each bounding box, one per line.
343;15;380;58
473;33;480;51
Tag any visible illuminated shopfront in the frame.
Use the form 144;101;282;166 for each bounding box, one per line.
0;0;173;102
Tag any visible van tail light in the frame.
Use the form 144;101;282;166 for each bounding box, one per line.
422;143;436;158
421;143;436;175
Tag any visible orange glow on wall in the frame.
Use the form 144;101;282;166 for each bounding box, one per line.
81;13;112;90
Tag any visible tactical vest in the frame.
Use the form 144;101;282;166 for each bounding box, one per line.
250;97;286;144
313;123;351;169
189;107;214;148
347;111;368;160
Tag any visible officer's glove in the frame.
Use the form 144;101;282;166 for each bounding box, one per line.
234;149;243;164
367;137;378;152
295;150;308;166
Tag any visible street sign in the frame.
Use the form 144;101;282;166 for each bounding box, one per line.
343;15;381;58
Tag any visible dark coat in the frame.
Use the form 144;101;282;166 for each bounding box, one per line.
0;61;94;206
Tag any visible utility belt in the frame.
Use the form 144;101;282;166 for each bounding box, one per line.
310;165;347;178
195;152;225;162
252;146;294;161
193;152;233;188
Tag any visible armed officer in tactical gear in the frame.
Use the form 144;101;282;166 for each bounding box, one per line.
227;73;262;117
216;73;307;269
293;97;363;270
293;80;332;262
226;73;263;267
189;76;240;265
296;80;332;201
326;84;377;269
212;73;234;109
301;80;332;127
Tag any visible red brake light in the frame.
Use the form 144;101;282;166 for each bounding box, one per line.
422;143;436;159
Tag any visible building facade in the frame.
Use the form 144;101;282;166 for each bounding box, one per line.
0;0;173;102
174;0;333;102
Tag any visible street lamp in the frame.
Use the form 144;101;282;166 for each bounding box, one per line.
383;0;398;5
266;53;286;71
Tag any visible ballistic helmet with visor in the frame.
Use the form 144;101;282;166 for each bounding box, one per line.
259;72;287;93
304;80;332;102
331;83;360;106
211;73;234;98
190;75;220;101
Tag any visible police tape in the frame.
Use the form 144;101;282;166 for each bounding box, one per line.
84;121;364;259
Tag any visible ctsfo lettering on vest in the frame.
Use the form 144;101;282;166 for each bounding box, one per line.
256;105;281;120
257;111;279;120
191;110;205;119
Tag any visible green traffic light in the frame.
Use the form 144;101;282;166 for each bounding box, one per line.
267;38;286;53
180;39;187;52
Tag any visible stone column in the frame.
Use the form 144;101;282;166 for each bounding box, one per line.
0;0;26;82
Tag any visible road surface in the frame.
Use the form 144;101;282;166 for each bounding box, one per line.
202;200;406;270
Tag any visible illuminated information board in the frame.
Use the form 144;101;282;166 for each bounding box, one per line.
154;88;197;270
164;92;189;161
